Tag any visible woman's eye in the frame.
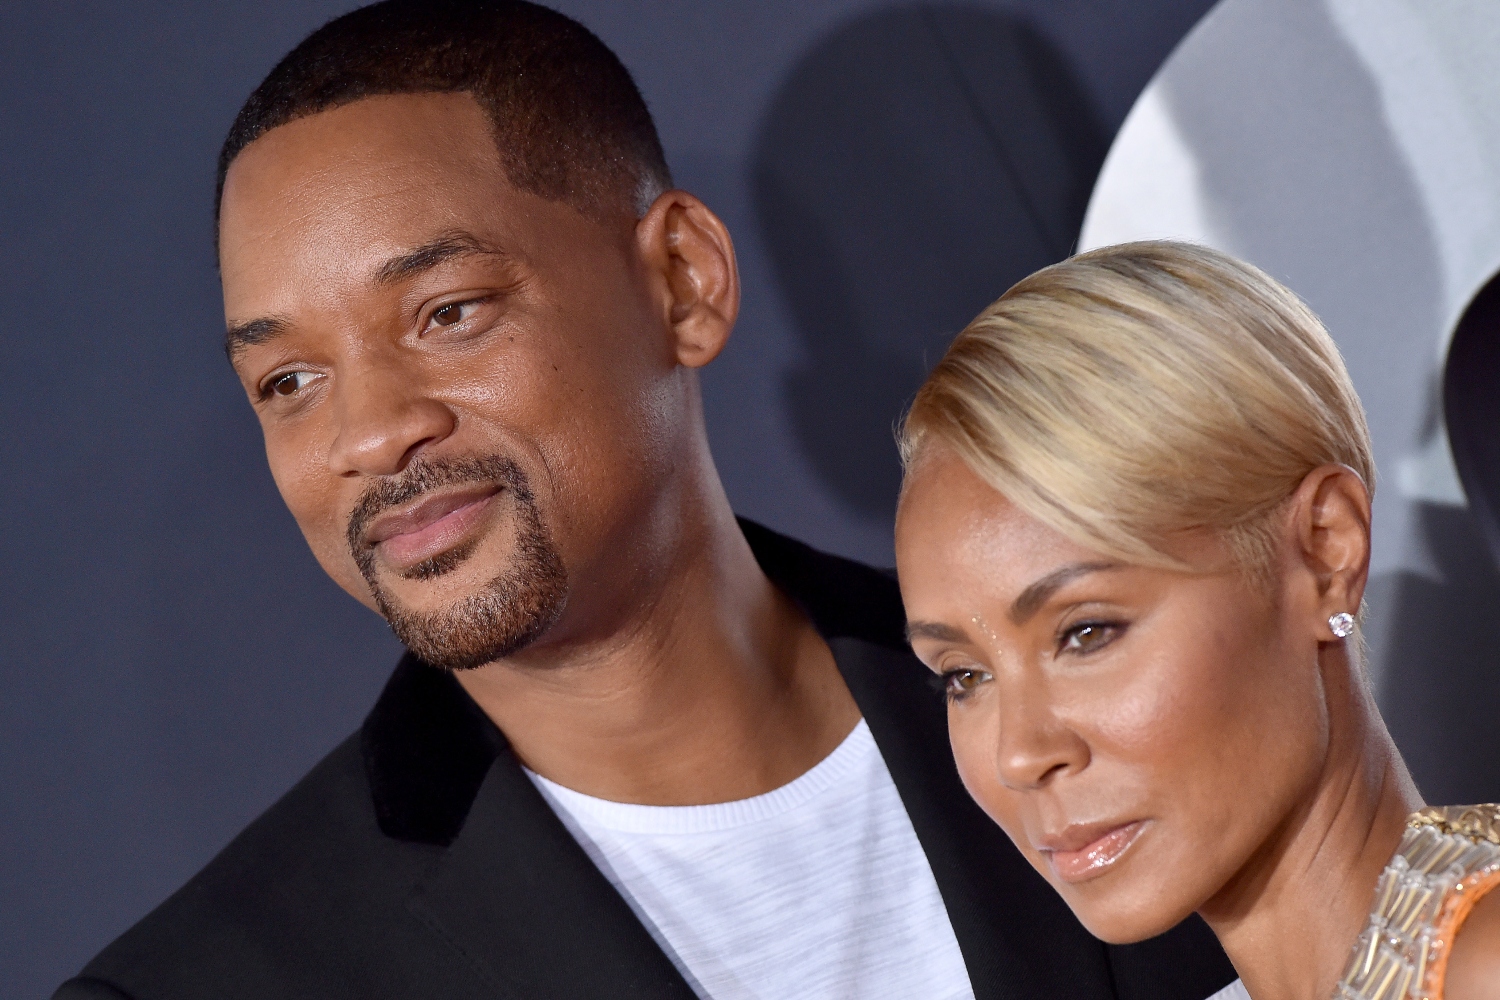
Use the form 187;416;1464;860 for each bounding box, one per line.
268;371;318;397
1060;622;1122;655
940;667;988;703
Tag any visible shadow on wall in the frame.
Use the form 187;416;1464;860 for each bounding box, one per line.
1381;267;1500;804
752;4;1107;524
1445;269;1500;570
1377;502;1500;804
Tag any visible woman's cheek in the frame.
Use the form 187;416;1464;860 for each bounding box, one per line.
948;704;1013;827
1075;649;1196;762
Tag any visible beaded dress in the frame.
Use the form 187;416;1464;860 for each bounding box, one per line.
1335;805;1500;1000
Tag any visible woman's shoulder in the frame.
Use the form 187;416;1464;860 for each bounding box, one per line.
1445;886;1500;1000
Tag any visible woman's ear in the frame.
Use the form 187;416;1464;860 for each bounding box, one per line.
634;190;740;369
1287;464;1373;634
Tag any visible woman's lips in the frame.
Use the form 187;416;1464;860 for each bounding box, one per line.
1038;820;1146;883
366;487;502;570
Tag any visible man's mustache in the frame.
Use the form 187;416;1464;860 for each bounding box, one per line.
345;455;527;560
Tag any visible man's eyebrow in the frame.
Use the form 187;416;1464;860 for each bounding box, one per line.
373;230;510;286
1010;561;1121;625
225;316;290;359
905;621;971;644
222;231;508;359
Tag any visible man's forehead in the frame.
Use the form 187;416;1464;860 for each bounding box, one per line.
220;95;507;250
218;94;516;305
227;91;496;178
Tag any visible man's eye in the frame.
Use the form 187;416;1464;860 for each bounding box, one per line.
432;302;469;326
1060;622;1122;655
940;667;989;703
268;371;318;397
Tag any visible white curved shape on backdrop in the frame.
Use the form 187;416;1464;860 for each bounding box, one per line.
1080;0;1500;589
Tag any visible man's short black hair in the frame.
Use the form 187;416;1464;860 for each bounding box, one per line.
216;0;672;227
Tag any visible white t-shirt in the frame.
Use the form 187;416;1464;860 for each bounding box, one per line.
1207;981;1251;1000
526;719;975;1000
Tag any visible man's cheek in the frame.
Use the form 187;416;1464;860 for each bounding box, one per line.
272;469;361;590
305;526;378;607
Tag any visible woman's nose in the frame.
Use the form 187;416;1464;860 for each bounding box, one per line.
992;678;1090;791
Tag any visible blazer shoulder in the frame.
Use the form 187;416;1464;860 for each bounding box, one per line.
75;731;441;997
52;977;135;1000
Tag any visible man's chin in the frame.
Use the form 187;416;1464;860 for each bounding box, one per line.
367;553;569;672
345;453;568;670
370;555;494;612
382;592;567;671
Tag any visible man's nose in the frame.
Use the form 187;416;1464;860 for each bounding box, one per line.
992;676;1089;791
326;357;455;478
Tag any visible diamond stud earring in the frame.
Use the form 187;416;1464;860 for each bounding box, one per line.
1328;612;1355;638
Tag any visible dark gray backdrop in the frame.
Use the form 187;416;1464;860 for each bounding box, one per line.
2;1;1231;993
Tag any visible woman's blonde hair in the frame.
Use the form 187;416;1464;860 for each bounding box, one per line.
899;240;1374;579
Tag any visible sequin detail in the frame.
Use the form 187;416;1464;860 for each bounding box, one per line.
1335;805;1500;1000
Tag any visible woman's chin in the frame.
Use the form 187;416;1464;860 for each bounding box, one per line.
1033;826;1206;944
1061;887;1196;945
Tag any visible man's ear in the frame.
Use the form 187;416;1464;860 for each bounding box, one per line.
1288;464;1373;634
635;190;740;369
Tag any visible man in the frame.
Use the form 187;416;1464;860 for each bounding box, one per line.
57;3;1235;998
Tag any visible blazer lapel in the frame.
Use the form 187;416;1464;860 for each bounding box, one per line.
363;659;696;999
405;745;699;1000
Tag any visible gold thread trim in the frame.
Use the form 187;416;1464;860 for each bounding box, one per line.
1407;805;1500;846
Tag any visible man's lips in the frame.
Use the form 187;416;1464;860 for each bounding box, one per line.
363;485;503;569
1036;820;1146;883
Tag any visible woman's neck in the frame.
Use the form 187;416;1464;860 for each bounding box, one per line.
1199;656;1423;1000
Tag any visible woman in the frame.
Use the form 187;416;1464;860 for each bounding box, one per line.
893;241;1500;1000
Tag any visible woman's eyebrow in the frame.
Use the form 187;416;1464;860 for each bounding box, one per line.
1009;561;1120;625
904;562;1123;644
905;621;969;644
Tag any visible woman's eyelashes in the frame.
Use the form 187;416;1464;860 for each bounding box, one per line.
939;665;990;704
1057;619;1126;656
929;614;1128;703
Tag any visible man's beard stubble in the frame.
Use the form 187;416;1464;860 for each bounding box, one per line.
346;456;568;671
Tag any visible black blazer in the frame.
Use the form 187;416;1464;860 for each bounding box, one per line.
57;521;1236;1000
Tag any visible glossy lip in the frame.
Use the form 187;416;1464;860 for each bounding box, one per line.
1036;820;1146;884
364;485;503;571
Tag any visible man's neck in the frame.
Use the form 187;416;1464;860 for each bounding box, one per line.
453;501;862;806
1201;656;1422;1000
